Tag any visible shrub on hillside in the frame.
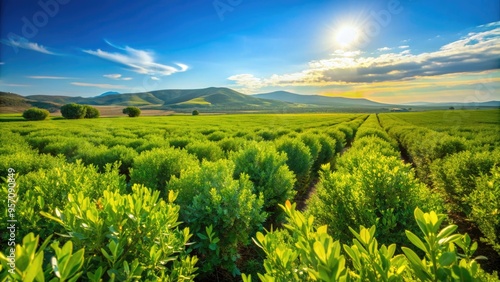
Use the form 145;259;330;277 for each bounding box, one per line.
192;109;199;115
22;107;50;121
84;105;100;118
123;106;141;117
61;103;87;119
167;160;266;277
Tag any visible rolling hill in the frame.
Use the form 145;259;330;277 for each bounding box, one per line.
2;88;498;114
253;91;390;107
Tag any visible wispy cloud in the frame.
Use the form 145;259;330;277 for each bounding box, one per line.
1;37;57;55
71;82;129;89
398;45;410;49
84;41;188;76
27;76;73;79
103;73;133;80
378;47;392;51
0;62;4;65
150;76;160;81
228;21;500;89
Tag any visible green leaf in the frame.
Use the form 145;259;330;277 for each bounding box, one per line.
405;230;427;252
438;252;456;267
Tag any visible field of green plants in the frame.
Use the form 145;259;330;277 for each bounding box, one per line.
0;110;499;281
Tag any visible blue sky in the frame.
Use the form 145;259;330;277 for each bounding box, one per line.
0;0;499;103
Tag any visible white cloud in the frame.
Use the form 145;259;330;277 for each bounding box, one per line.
84;41;188;76
398;45;410;49
1;37;57;55
378;47;392;51
71;82;129;89
227;22;500;88
27;76;72;79
103;73;134;81
103;74;122;79
0;62;4;65
150;76;160;81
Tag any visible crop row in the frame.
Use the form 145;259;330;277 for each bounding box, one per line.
379;113;500;255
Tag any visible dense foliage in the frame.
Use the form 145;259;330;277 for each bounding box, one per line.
1;111;498;281
84;105;100;118
22;107;50;121
60;103;87;119
123;106;141;117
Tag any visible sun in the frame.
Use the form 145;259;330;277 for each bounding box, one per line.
335;25;360;48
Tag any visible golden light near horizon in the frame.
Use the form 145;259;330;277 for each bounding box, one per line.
335;25;360;48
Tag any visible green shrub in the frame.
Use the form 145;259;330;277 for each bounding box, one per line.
335;124;354;143
207;131;226;142
167;160;266;277
244;203;487;282
275;137;313;196
325;128;346;153
232;142;296;223
468;166;500;253
192;109;200;115
217;137;247;154
0;161;126;241
307;154;442;246
314;134;337;171
22;107;50;121
41;185;198;280
84;105;100;118
299;133;322;167
168;136;191;149
431;149;499;213
122;106;141;117
61;103;87;119
129;147;198;192
186;141;224;162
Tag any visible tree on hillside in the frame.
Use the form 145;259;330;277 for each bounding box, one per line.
123;106;141;117
22;107;50;121
61;103;87;119
192;110;199;116
84;105;100;118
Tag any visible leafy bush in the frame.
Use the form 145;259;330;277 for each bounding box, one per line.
122;106;141;117
217;137;247;155
0;161;126;241
41;185;198;280
468;166;500;253
299;133;322;168
192;109;200;115
84;105;100;118
130;147;198;192
61;103;87;119
186;141;224;162
431;149;499;213
207;131;226;142
22;107;50;121
167;160;266;277
307;153;442;246
232;142;296;223
275;137;313;196
243;203;488;282
324;128;346;153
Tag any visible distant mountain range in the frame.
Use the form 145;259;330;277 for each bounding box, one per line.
1;88;498;113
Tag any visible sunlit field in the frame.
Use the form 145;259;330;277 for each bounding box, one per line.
1;110;499;281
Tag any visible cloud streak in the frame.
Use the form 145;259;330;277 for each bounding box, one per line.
84;41;188;76
228;21;500;90
71;82;129;89
103;73;133;80
1;37;57;55
28;76;73;79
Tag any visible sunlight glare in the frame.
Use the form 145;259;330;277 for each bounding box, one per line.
335;25;360;48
